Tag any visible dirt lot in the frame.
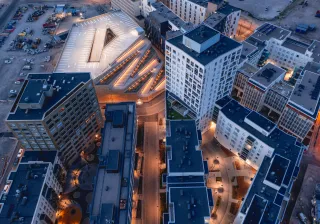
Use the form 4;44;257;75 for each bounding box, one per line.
276;0;320;40
234;0;320;41
290;164;320;224
229;0;293;20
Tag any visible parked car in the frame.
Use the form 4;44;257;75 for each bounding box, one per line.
4;60;11;64
19;72;26;76
9;90;17;94
17;78;24;82
14;81;21;85
22;65;31;70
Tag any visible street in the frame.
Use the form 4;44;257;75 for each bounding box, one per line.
142;122;160;224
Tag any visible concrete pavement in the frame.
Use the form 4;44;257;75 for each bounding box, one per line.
142;122;160;224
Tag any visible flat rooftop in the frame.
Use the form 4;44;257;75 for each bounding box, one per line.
238;62;259;78
151;2;188;29
309;40;320;63
265;155;290;187
223;101;303;223
250;23;291;42
167;29;242;65
243;195;267;224
168;187;210;223
240;41;259;64
249;63;286;91
90;102;135;224
203;12;226;29
55;11;143;80
186;0;222;7
220;100;301;152
245;111;276;133
185;25;219;44
288;70;320;118
244;37;266;52
270;81;293;98
20;151;57;164
7;72;90;121
0;163;49;224
282;37;311;54
166;120;204;174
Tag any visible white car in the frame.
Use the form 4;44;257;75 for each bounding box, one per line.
4;60;12;64
17;149;24;158
14;81;21;85
9;90;17;94
19;72;26;76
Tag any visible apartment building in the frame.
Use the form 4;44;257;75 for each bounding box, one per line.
241;63;286;111
145;2;194;52
232;62;259;101
163;120;213;224
248;23;320;70
278;62;320;143
0;151;65;224
90;102;136;224
6;73;103;165
165;24;242;131
111;0;141;20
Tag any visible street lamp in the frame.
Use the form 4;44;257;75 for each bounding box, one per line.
136;98;143;106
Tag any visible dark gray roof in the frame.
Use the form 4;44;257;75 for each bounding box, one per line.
169;187;210;223
186;0;222;7
151;2;187;29
20;80;49;104
166;120;204;174
203;12;226;29
167;29;242;65
250;23;291;42
282;38;311;54
184;25;219;44
288;69;320;119
0;163;49;224
217;3;240;15
223;101;304;223
220;100;300;150
21;151;57;164
7;72;91;121
99;204;114;224
308;40;320;63
265;155;290;186
249;63;286;91
246;111;276;132
106;150;120;172
215;95;232;108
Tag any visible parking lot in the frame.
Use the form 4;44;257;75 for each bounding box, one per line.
0;2;104;187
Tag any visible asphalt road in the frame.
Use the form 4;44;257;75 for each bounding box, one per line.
142;122;160;224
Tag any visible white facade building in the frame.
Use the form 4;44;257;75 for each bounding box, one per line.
249;23;320;70
111;0;141;19
165;24;242;131
141;0;157;17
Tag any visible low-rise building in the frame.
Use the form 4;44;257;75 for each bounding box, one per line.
6;72;103;165
241;63;286;111
278;62;320;143
247;23;320;70
90;102;136;224
214;98;303;224
0;151;65;224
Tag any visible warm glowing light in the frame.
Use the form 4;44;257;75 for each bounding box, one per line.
136;99;143;105
210;121;216;129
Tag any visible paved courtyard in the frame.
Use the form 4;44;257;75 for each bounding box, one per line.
201;130;256;224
